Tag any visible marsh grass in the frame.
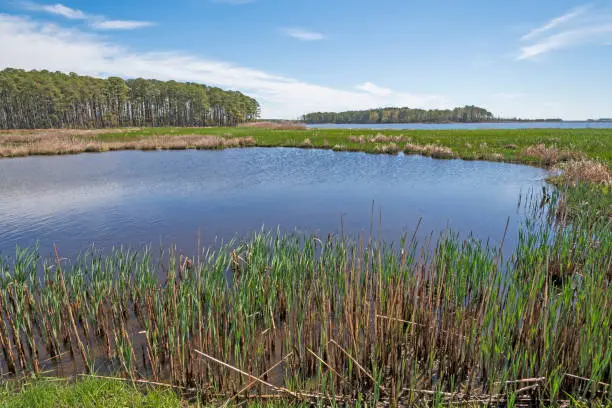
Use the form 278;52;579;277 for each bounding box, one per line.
0;187;609;407
374;142;400;154
2;127;612;187
0;130;255;157
0;377;182;408
238;122;307;130
521;144;583;166
404;143;455;158
554;160;612;187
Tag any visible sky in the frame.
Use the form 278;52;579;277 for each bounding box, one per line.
1;0;611;119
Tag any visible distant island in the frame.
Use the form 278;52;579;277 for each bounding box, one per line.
302;106;564;124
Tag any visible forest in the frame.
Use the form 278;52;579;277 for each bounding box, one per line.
0;69;260;129
302;105;495;124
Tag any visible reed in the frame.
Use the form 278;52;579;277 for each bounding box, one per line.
0;131;255;157
0;187;609;407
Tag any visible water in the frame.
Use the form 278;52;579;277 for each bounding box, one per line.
0;148;548;259
307;121;612;130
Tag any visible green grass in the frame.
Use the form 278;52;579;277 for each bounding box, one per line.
96;127;612;166
0;377;182;408
0;376;608;407
0;377;314;407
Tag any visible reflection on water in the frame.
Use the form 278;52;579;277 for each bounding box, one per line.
0;148;548;258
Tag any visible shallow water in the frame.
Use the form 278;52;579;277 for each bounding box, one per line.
0;148;548;258
307;121;612;130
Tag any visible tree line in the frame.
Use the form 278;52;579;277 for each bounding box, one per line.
0;69;260;129
302;106;495;124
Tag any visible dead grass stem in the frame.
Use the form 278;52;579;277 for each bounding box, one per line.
404;142;455;159
555;159;612;186
0;132;256;157
522;144;582;165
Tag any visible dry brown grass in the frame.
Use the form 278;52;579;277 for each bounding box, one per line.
370;133;404;143
301;138;313;148
521;144;582;165
0;131;256;158
375;142;400;154
348;135;366;144
404;142;455;159
238;121;306;130
555;160;612;186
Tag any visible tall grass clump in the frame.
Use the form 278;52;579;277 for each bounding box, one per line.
0;190;609;406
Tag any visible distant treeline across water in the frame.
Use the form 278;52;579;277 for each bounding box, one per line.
0;69;260;129
303;106;499;124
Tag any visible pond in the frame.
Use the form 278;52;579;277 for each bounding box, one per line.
0;148;548;258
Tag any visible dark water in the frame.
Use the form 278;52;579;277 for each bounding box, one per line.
307;121;612;130
0;148;548;259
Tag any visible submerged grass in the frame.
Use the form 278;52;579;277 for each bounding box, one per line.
0;186;609;407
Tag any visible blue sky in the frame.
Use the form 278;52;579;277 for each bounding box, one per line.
1;0;611;119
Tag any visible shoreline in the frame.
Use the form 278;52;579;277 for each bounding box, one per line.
1;127;610;188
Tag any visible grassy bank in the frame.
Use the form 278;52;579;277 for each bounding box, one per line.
1;126;610;165
0;377;182;408
3;377;606;408
3;126;610;216
0;377;311;407
0;185;609;407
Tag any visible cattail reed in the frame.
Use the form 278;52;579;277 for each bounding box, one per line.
0;186;609;406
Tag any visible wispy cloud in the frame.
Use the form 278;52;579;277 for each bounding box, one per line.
35;3;86;19
518;4;612;60
520;5;590;41
282;28;325;41
23;2;153;30
356;82;393;97
518;25;612;59
92;20;154;30
0;14;447;118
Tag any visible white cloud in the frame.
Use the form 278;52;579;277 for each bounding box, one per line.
518;5;612;60
356;82;393;97
24;2;153;30
518;25;612;59
37;3;87;19
0;14;447;119
282;28;325;41
520;5;589;41
92;20;155;30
